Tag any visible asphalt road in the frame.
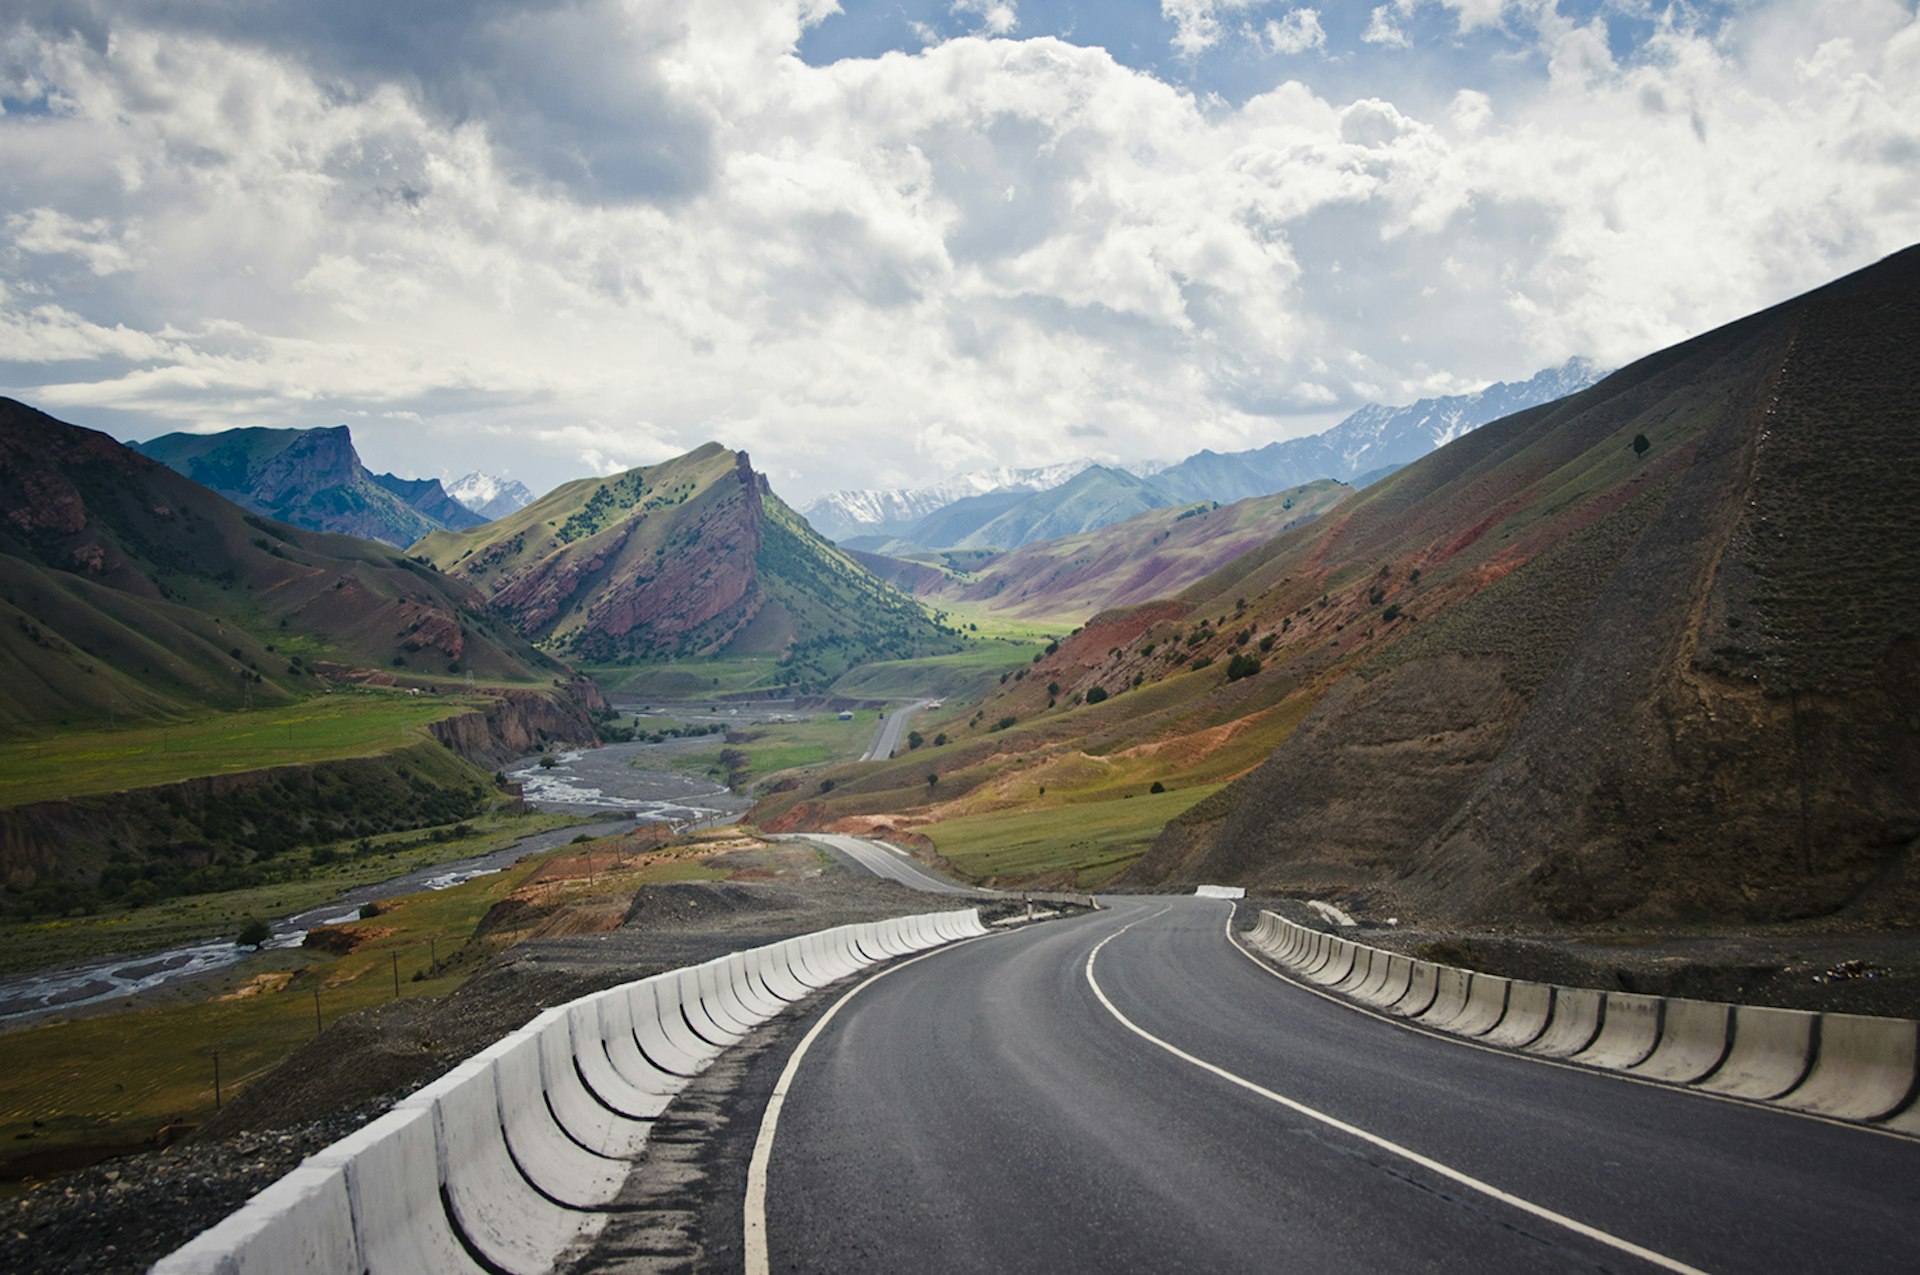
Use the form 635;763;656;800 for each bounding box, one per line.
753;897;1920;1273
779;832;979;895
860;700;933;762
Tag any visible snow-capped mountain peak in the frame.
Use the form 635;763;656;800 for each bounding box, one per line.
447;472;534;521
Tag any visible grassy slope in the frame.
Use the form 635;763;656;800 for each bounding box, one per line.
0;693;481;809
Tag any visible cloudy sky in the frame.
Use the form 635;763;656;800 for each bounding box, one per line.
2;1;1915;506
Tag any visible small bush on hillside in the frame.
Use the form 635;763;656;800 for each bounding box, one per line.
1084;686;1109;705
235;918;272;948
1226;653;1262;682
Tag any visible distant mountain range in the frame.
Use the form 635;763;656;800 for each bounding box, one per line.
133;426;486;548
448;472;534;521
801;460;1099;543
415;444;962;688
804;359;1605;555
0;399;569;730
853;478;1353;624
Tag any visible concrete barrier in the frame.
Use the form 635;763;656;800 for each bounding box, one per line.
316;1108;481;1274
1300;932;1335;977
1570;992;1663;1070
1526;987;1606;1059
401;1054;606;1275
1775;1013;1920;1121
1388;962;1441;1017
1630;998;1732;1085
1309;938;1358;986
1482;982;1554;1049
1418;967;1474;1030
1693;1004;1817;1100
491;1033;629;1209
1359;954;1414;1009
1350;947;1393;1002
158;910;990;1273
567;1000;674;1120
1449;974;1511;1038
150;1160;357;1275
637;975;720;1073
1332;945;1379;996
529;1008;652;1158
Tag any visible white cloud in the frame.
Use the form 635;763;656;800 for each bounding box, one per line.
1363;6;1412;49
951;0;1020;37
0;2;1916;502
1264;9;1327;56
1161;0;1269;58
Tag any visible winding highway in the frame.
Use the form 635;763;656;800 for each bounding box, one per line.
747;898;1920;1273
860;699;934;762
778;832;979;895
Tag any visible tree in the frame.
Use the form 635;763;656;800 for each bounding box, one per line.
235;917;272;948
1149;781;1167;794
1085;686;1109;705
1632;433;1651;457
907;731;925;750
538;754;558;769
927;773;939;787
1226;652;1262;682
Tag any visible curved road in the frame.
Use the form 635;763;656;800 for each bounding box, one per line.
753;898;1919;1272
861;700;934;762
779;832;979;895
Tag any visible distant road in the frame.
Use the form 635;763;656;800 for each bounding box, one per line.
779;833;977;895
752;898;1920;1272
860;699;934;762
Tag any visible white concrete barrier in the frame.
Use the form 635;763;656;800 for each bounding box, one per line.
1418;967;1474;1030
1775;1013;1920;1121
150;1160;357;1275
1482;982;1554;1049
567;1000;674;1121
491;1032;629;1209
1309;939;1358;987
1241;902;1920;1131
316;1108;481;1275
157;907;989;1274
1332;945;1380;996
1570;992;1663;1070
1630;998;1732;1085
401;1054;606;1275
1389;962;1441;1017
596;989;688;1099
1692;1004;1817;1100
1449;974;1511;1038
1526;988;1606;1059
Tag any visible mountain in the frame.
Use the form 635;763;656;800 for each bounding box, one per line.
857;479;1353;624
415;443;963;688
752;247;1920;928
0;399;572;731
448;472;535;521
133;426;482;547
1149;358;1606;504
800;460;1096;543
950;465;1175;551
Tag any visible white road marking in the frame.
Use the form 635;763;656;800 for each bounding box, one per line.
743;935;990;1275
1083;913;1712;1275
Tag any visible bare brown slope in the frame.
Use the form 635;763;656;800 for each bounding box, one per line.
0;399;569;732
1127;246;1920;926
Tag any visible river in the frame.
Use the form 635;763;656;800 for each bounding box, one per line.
0;736;751;1023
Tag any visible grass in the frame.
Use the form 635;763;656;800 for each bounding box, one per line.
829;643;1042;702
663;712;884;788
585;658;784;700
0;811;586;977
0;692;481;809
924;785;1222;888
0;832;729;1183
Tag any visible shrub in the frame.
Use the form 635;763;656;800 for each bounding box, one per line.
1382;604;1402;622
235;917;272;948
933;733;948;747
1084;686;1109;705
1226;652;1262;682
1149;781;1167;794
